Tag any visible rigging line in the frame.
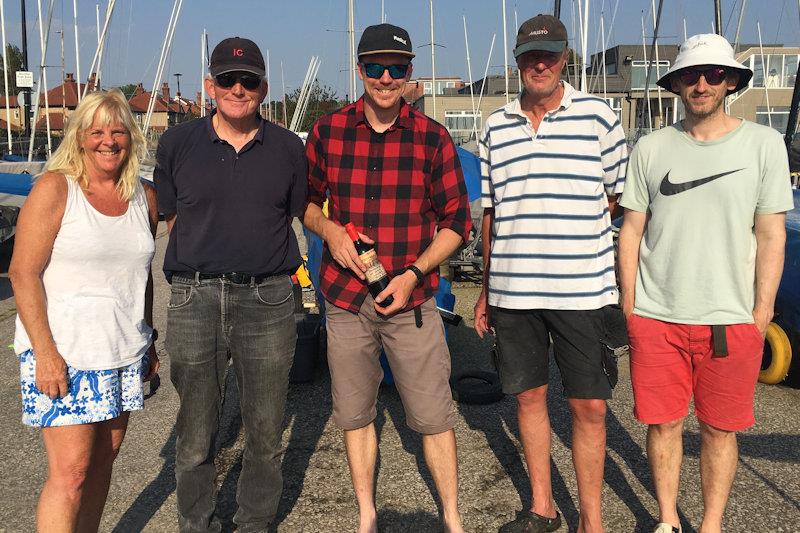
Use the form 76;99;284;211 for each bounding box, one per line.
124;0;132;79
723;0;740;37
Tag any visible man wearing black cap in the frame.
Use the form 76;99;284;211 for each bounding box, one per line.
304;23;471;533
155;37;307;532
475;14;629;533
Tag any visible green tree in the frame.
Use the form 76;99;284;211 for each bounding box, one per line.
116;83;138;99
0;44;24;96
278;81;344;132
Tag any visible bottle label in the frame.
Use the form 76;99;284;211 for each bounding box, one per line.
359;249;388;284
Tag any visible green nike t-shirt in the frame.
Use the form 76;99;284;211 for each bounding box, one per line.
620;120;795;324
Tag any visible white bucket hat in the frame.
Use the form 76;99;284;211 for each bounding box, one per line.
656;33;753;94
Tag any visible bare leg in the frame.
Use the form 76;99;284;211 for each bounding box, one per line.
37;423;99;532
422;429;463;533
647;418;685;530
76;413;130;532
568;399;607;533
516;386;557;519
698;422;737;533
344;424;378;533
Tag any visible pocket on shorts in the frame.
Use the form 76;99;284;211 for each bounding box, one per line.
168;285;193;309
598;306;627;389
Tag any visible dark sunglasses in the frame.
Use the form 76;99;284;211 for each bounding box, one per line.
677;66;728;86
362;63;410;79
214;72;262;90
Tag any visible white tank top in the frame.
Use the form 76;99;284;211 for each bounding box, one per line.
14;175;156;370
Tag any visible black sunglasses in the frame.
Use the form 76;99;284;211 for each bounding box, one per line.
362;63;410;79
678;66;728;86
214;72;262;91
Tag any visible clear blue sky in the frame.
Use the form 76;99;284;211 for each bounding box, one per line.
1;0;797;100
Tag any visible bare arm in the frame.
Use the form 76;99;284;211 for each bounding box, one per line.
607;194;621;220
165;213;176;234
8;173;68;399
143;184;161;381
752;212;787;334
474;208;493;338
618;209;647;318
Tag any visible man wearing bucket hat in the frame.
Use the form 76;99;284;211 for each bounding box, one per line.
304;23;470;533
474;13;628;533
155;36;307;532
618;34;794;533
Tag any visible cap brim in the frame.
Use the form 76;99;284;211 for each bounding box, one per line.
357;49;415;59
656;66;753;95
209;64;265;77
514;40;567;57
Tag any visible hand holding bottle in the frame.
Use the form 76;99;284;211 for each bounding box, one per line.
345;223;394;308
325;223;371;279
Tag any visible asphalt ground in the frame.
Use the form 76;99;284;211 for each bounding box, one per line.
1;224;799;532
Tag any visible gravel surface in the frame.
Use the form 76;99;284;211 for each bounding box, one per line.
1;224;799;532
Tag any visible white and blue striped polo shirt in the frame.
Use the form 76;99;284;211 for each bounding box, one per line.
479;82;628;310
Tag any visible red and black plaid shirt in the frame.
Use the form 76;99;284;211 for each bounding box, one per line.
306;97;471;313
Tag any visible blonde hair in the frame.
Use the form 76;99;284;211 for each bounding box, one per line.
44;89;146;202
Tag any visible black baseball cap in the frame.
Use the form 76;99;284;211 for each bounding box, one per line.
357;23;415;60
514;14;568;57
209;37;265;77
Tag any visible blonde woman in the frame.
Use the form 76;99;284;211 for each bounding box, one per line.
9;89;159;532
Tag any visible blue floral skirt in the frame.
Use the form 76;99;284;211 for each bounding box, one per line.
19;349;148;427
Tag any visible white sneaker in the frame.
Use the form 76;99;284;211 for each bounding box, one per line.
652;523;681;533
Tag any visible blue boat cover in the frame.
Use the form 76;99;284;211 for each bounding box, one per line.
456;146;481;202
777;190;800;334
0;172;34;196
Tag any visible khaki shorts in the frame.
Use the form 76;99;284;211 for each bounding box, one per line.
325;295;456;434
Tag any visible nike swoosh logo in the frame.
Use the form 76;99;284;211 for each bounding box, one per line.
659;168;744;196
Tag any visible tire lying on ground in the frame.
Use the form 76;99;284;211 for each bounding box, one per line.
759;322;793;385
450;370;504;404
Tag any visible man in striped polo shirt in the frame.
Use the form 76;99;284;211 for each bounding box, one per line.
474;14;627;533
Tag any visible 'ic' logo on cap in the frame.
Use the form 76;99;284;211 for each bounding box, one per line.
233;48;244;57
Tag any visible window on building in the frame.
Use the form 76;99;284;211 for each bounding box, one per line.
444;110;482;131
423;82;432;95
784;55;798;87
631;60;670;90
604;97;622;121
751;54;799;88
756;106;790;132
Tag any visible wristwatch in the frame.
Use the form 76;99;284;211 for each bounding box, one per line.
405;265;424;286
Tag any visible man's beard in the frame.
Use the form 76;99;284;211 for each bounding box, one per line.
684;91;726;120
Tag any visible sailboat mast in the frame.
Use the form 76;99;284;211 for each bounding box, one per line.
463;15;478;142
20;0;30;139
430;0;436;120
72;0;80;102
502;0;508;103
0;0;12;153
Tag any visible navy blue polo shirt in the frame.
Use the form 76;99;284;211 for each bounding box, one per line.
154;111;307;279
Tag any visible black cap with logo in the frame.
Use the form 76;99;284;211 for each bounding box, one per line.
209;37;266;77
514;14;568;58
357;23;415;60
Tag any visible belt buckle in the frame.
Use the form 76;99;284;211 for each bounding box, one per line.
224;272;245;284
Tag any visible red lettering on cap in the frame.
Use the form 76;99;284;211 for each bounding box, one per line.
233;48;243;57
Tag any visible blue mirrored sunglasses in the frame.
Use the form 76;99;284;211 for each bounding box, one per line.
362;63;410;79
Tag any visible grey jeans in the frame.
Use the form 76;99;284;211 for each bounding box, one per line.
166;273;296;533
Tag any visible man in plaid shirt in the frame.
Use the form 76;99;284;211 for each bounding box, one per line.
304;23;471;533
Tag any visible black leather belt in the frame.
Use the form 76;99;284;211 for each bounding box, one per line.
175;271;274;285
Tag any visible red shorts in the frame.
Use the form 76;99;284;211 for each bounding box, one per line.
628;314;764;431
